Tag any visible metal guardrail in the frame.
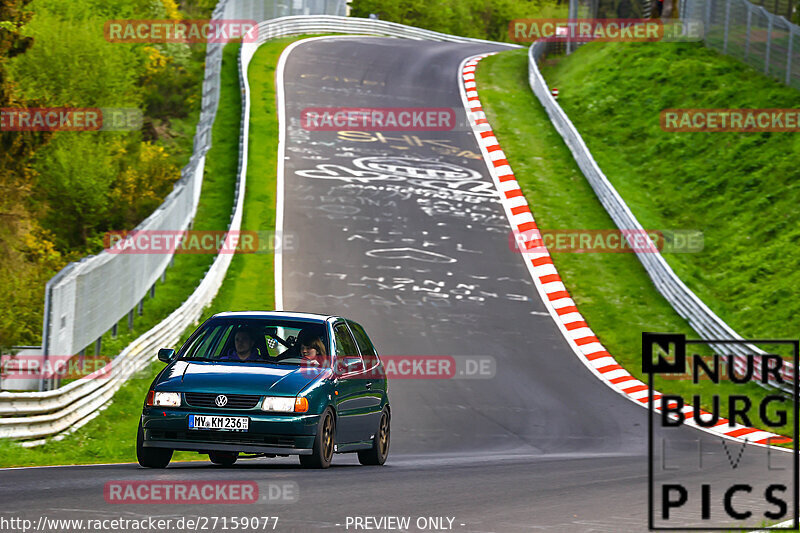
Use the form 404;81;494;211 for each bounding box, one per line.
528;42;794;393
0;15;515;440
246;15;520;45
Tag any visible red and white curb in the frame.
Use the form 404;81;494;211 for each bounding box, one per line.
458;52;790;448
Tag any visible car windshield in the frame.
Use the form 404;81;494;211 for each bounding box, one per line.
177;317;330;367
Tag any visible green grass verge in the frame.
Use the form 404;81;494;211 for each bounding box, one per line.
539;42;800;343
196;40;283;316
0;35;309;468
192;34;332;320
475;48;795;442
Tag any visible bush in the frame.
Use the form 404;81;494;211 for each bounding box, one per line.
0;0;216;347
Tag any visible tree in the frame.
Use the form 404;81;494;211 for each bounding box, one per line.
0;0;62;349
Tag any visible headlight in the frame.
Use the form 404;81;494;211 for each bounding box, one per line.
262;396;308;413
149;391;181;407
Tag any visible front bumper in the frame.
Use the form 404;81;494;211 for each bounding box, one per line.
141;407;319;455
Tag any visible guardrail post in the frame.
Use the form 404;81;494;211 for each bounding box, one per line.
94;337;102;357
71;347;84;389
745;5;752;56
150;284;156;298
723;0;732;52
765;15;773;74
705;0;714;30
137;299;144;316
567;0;578;55
786;27;794;84
111;323;118;339
39;282;53;391
128;309;134;331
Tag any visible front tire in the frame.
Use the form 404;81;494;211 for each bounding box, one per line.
358;408;390;466
299;409;334;469
136;421;172;468
209;451;238;466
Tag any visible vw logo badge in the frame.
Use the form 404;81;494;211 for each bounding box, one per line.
214;394;228;407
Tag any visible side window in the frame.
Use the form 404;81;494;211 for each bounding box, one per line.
333;323;362;372
348;321;378;370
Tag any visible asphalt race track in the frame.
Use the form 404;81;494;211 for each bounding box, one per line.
0;37;794;533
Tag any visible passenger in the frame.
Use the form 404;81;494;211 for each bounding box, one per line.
297;331;327;367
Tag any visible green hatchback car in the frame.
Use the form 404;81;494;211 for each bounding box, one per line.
136;311;390;469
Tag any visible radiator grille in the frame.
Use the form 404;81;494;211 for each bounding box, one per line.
184;392;261;409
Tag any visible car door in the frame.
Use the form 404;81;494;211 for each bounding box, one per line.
332;322;369;444
347;320;384;435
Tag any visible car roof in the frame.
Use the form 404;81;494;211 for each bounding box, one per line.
210;310;337;323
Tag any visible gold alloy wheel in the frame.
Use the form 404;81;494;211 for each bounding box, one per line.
378;412;390;457
322;413;334;461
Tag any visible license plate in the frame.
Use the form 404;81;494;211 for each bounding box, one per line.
188;414;249;431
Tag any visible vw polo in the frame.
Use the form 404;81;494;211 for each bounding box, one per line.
136;311;390;469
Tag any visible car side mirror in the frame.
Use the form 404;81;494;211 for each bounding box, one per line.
336;355;362;374
157;348;175;363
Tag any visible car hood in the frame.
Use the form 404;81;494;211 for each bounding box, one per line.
156;360;328;396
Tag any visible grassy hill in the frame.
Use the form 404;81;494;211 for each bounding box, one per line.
476;41;800;441
540;41;800;342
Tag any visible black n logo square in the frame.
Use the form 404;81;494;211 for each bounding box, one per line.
642;332;686;374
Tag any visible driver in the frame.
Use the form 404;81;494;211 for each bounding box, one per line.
220;327;262;361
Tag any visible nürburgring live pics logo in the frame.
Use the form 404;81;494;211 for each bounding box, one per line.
644;332;799;530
